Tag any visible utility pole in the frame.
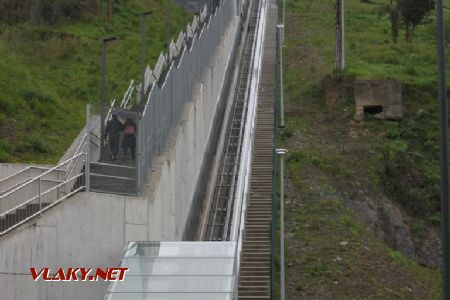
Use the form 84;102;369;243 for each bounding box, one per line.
335;0;345;70
436;0;450;298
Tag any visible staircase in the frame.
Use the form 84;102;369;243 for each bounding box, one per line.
90;162;137;196
0;203;51;233
238;0;275;297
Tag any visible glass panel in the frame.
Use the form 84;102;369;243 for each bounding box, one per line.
124;242;236;258
121;257;235;276
109;275;234;293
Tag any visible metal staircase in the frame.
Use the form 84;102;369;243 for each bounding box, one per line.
238;0;275;297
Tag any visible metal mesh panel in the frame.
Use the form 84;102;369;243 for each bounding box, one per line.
137;0;235;195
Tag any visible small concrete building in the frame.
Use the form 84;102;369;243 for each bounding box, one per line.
354;79;403;121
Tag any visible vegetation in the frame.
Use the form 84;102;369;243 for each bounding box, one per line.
282;0;445;297
0;0;101;24
0;0;189;163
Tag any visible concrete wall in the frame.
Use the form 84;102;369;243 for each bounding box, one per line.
0;16;239;300
0;192;134;300
354;79;403;121
145;17;239;240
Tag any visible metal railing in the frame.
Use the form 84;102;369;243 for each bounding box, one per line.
0;166;56;195
136;0;235;195
119;80;136;109
0;153;86;236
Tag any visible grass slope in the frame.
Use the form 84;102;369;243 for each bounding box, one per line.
282;0;444;297
0;0;189;163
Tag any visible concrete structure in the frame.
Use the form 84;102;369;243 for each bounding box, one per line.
354;79;403;121
0;8;239;300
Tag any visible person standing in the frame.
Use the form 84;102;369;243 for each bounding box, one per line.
122;118;137;160
105;114;124;161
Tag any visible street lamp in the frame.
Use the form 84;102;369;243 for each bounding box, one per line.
100;36;118;148
276;148;288;300
141;11;153;103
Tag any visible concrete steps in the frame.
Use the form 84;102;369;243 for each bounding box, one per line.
0;202;51;232
89;162;136;196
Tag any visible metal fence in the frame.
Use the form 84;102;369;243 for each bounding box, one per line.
136;0;235;194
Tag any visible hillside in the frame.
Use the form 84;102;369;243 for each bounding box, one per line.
0;0;189;163
282;0;445;298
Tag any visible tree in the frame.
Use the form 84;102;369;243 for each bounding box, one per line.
379;0;400;43
397;0;434;42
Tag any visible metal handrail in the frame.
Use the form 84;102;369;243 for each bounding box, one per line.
0;166;49;185
120;80;135;109
0;174;85;236
64;116;101;181
0;153;84;201
0;167;67;196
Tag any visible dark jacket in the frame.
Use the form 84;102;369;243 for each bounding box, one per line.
105;117;124;140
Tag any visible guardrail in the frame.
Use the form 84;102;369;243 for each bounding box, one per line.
0;153;86;236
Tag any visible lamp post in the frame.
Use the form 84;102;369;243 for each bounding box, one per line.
100;36;118;149
276;148;288;300
141;11;153;103
436;0;450;298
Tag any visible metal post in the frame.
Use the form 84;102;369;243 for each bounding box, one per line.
167;0;172;51
100;36;118;150
336;0;345;70
277;25;285;128
276;149;288;300
101;41;107;148
282;0;285;42
38;177;42;216
436;0;450;298
141;11;152;104
136;118;142;196
86;104;91;191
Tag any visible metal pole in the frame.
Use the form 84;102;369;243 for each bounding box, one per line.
100;36;118;151
336;0;345;70
141;14;146;103
277;25;285;128
85;104;91;191
276;149;288;300
136;118;142;196
167;0;172;51
101;41;107;149
141;12;152;104
38;177;42;216
436;0;450;298
282;0;285;42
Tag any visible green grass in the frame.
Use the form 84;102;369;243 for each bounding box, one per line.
281;0;445;297
0;0;190;163
284;0;449;223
